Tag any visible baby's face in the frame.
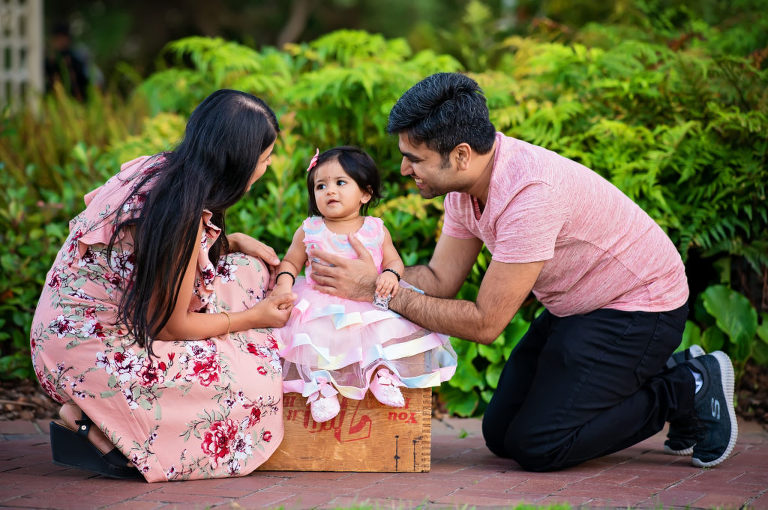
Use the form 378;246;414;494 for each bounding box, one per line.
312;160;370;221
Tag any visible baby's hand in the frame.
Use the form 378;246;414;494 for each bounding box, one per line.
375;271;399;299
274;279;293;292
270;281;293;300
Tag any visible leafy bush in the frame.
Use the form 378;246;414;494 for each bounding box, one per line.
0;85;148;378
127;31;463;260
679;285;768;377
2;11;766;420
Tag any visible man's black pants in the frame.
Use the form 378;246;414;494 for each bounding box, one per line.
482;305;694;471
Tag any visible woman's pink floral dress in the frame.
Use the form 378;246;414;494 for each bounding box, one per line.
30;156;283;482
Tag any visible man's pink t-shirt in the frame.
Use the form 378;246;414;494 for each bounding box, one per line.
442;132;689;316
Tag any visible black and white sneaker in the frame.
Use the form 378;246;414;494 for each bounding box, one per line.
665;344;706;370
664;345;706;455
687;351;738;467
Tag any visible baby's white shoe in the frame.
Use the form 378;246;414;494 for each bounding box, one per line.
370;368;405;407
306;377;340;423
310;394;340;423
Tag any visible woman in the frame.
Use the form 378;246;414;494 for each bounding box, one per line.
30;89;296;482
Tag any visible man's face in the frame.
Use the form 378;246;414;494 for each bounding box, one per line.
397;133;454;199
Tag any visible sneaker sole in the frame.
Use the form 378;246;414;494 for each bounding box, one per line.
663;444;694;456
692;351;738;468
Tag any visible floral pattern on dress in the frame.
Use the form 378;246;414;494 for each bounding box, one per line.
29;155;284;482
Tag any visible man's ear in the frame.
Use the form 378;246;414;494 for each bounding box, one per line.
454;143;472;171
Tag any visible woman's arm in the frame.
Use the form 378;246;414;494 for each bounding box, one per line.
152;221;295;341
227;232;281;286
227;232;280;265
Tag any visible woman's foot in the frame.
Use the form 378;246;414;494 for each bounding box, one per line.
50;403;140;478
370;368;405;407
58;402;117;456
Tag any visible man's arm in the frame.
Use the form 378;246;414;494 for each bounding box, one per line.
309;233;543;344
403;234;483;298
392;259;543;344
309;233;481;300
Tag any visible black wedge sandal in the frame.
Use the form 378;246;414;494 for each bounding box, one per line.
49;413;142;480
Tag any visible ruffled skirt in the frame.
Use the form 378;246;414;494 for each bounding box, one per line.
278;277;457;400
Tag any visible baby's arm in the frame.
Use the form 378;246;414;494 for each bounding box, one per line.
274;227;308;295
376;226;405;298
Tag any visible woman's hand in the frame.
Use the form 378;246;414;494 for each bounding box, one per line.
228;233;280;285
309;234;378;301
248;291;296;328
271;280;294;301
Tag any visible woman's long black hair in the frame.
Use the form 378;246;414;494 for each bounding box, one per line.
108;89;279;355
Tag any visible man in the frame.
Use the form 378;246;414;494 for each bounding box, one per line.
45;22;96;101
309;72;737;471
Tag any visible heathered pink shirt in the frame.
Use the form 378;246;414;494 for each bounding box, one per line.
442;132;689;316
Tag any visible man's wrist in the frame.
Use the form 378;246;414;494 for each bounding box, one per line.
388;285;412;314
358;274;377;300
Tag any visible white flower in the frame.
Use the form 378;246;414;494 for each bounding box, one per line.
121;388;139;409
50;315;75;338
227;458;241;475
232;431;253;461
95;352;111;373
109;252;135;278
216;261;238;283
112;351;141;383
80;320;97;337
71;288;95;301
186;341;217;362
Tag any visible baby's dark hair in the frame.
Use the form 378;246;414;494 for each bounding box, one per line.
306;146;381;217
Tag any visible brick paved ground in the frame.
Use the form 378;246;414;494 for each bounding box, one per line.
1;417;766;509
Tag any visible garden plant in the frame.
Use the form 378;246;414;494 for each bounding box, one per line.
1;0;766;417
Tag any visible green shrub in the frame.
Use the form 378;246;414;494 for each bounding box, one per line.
0;86;148;379
679;284;768;377
2;14;766;422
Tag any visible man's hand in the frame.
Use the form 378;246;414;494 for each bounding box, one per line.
310;234;378;301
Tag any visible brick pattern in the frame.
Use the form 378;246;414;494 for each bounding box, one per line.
0;418;766;509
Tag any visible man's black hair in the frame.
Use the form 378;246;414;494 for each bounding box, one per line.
386;72;496;157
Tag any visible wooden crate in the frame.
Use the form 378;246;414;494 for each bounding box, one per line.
259;387;431;472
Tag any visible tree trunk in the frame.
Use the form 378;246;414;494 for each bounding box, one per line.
277;0;315;47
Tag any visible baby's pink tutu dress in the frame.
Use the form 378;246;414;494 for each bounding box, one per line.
279;216;457;404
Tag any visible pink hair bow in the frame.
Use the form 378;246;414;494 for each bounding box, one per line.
306;148;320;172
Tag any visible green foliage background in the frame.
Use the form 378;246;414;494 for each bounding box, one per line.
2;1;767;415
